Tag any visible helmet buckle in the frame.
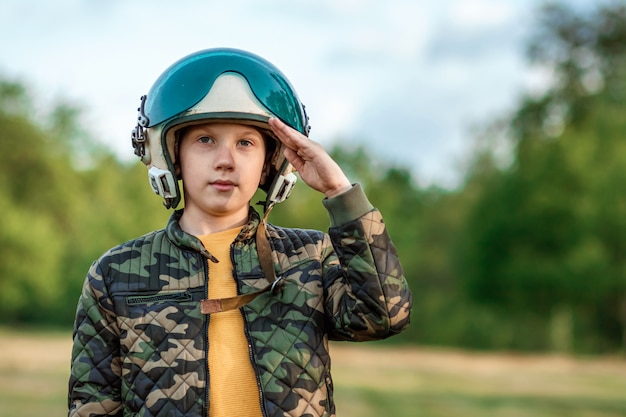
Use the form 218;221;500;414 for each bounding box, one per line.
131;125;146;157
131;95;150;158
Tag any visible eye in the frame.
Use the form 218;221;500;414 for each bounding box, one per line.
238;138;254;147
198;136;214;144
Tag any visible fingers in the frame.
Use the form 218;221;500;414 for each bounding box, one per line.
268;117;306;151
269;117;322;164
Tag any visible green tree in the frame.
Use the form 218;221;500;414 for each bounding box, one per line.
460;2;626;352
0;78;169;325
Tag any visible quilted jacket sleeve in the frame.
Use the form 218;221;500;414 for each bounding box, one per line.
321;184;413;341
68;260;123;417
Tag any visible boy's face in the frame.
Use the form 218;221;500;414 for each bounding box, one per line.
178;122;267;221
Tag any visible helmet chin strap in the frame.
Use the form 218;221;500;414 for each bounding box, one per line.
200;217;281;315
200;196;284;316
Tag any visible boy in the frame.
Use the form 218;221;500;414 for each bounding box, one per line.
68;47;412;417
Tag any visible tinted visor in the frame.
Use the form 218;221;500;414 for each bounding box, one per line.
145;48;307;134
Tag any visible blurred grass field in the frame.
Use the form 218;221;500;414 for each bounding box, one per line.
1;328;625;417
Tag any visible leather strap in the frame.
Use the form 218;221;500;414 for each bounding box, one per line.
256;220;276;287
201;220;278;314
201;288;272;314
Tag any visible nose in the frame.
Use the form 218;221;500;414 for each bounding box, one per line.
213;143;235;171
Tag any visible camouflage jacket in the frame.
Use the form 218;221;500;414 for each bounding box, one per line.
68;185;412;417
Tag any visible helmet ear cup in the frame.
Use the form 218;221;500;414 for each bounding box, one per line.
267;170;297;205
148;167;177;203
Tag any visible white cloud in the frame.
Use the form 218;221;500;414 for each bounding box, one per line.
450;0;517;28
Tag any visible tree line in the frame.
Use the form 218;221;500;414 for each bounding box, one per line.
1;2;624;354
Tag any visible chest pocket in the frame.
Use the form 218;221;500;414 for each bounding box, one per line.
116;288;206;352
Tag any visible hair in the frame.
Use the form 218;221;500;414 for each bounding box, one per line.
260;129;277;159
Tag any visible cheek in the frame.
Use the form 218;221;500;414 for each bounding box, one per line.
178;149;199;182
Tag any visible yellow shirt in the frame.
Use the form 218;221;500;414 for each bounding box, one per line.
198;227;263;417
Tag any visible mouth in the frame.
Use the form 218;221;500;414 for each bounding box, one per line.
210;179;236;192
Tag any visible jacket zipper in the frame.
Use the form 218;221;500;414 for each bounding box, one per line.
126;290;192;305
204;256;211;417
243;314;267;417
231;244;268;417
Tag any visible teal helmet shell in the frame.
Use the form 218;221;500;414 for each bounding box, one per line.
132;48;310;209
144;47;309;134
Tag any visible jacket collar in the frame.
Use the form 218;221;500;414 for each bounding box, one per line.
165;208;261;259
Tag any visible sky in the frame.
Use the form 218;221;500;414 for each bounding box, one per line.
0;0;598;187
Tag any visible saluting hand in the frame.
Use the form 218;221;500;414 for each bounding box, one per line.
269;118;352;198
